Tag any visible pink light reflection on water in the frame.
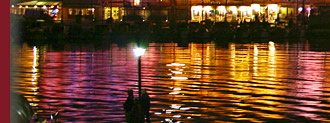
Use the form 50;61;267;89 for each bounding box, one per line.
288;51;326;121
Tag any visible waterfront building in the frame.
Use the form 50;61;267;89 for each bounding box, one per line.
10;0;330;23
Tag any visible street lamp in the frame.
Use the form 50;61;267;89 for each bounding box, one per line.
133;47;146;97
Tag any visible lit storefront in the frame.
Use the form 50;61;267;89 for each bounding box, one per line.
104;7;124;20
66;8;95;20
11;1;62;20
267;4;279;23
238;6;252;22
191;4;281;23
216;6;226;22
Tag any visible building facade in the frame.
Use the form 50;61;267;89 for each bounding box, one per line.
10;0;330;23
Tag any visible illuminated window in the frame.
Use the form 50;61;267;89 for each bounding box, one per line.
134;0;140;6
86;8;94;15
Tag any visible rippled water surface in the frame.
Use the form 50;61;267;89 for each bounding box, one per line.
12;41;330;122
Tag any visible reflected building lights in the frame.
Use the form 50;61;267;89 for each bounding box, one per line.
166;63;185;66
171;76;188;80
169;92;180;95
13;42;330;122
268;41;276;78
154;112;162;115
32;46;39;96
170;104;181;109
253;44;258;76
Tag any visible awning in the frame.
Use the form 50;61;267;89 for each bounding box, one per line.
17;1;61;6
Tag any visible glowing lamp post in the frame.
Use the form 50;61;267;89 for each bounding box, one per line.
133;47;145;97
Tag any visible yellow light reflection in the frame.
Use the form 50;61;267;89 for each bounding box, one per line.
15;45;41;112
155;42;296;122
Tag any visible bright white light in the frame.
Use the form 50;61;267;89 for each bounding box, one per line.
229;6;237;14
34;5;37;8
171;104;181;109
173;115;181;118
171;77;188;80
42;5;47;9
269;41;276;51
11;5;14;8
203;6;212;11
180;107;190;111
251;4;260;12
33;46;37;70
165;118;171;121
239;6;252;15
254;45;258;56
133;47;146;57
166;110;174;114
268;4;279;12
191;6;202;12
166;63;185;66
217;6;226;14
171;71;182;74
154;112;162;115
239;6;248;11
169;92;180;95
173;88;181;90
134;0;140;6
50;5;54;8
25;6;28;8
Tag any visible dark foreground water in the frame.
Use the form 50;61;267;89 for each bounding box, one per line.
12;41;330;122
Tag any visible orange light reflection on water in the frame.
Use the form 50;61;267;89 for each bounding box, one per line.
13;42;330;122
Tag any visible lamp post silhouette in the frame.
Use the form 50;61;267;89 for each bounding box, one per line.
133;47;146;97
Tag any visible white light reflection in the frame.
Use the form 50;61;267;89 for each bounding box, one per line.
166;110;174;114
173;88;181;90
180;107;190;111
32;46;37;72
165;118;172;122
166;63;185;66
171;104;181;109
269;41;276;51
253;44;258;76
171;77;188;80
32;46;39;88
169;92;180;95
173;115;181;118
154;112;162;115
171;71;183;74
268;41;276;78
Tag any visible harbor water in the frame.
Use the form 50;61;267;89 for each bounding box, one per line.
11;40;330;122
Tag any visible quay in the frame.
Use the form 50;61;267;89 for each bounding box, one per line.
10;0;330;44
